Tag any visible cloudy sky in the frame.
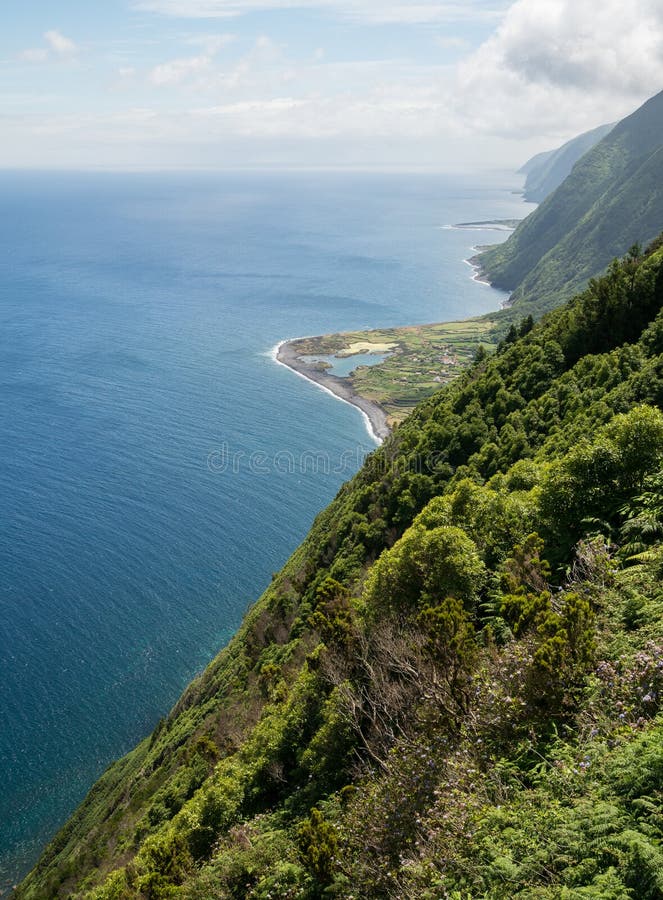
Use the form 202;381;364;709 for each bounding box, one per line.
3;0;663;170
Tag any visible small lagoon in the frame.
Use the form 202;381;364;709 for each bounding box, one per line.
298;352;391;378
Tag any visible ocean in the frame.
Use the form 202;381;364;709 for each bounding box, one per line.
0;170;525;888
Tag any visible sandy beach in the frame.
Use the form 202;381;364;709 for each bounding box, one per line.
274;339;391;444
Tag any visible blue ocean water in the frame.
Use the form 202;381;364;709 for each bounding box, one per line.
0;170;525;889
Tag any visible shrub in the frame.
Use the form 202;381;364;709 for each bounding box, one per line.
297;808;338;887
364;524;484;615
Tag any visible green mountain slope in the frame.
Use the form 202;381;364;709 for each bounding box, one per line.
16;240;663;899
481;89;663;315
520;122;614;203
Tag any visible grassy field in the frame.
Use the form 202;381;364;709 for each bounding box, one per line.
290;317;498;426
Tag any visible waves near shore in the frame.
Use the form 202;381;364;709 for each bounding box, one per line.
272;339;389;444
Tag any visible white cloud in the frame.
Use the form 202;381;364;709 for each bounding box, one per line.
149;54;213;85
19;30;78;64
112;0;663;164
453;0;663;139
44;30;78;55
132;0;508;25
147;31;237;87
7;0;663;170
185;32;237;53
147;34;280;89
189;75;453;139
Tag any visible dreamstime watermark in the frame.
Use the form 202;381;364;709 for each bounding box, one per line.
207;442;368;476
207;442;448;477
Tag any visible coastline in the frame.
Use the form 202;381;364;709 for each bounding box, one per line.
271;224;518;444
465;245;513;308
464;249;493;287
272;339;390;444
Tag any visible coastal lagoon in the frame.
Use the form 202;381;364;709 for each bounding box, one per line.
297;352;391;379
0;170;524;888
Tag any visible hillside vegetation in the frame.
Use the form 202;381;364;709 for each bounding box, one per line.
520;122;613;203
17;240;663;899
481;90;663;315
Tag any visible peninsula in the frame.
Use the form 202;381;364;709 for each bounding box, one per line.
276;316;497;437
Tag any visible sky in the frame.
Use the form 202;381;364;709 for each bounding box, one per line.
3;0;663;170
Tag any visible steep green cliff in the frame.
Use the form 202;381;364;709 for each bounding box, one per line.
520;122;614;203
481;90;663;315
17;237;663;898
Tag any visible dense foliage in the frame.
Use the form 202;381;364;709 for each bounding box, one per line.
482;89;663;314
16;242;663;899
520;122;613;204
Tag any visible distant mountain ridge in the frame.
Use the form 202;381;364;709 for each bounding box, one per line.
480;89;663;314
520;122;614;202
